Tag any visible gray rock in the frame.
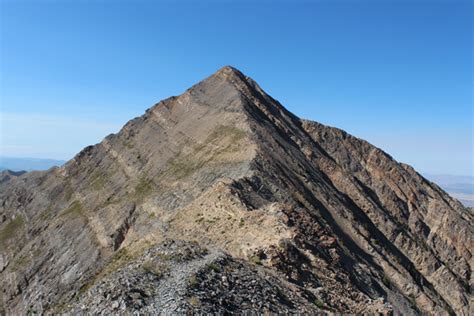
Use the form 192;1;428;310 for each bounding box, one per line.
0;66;471;315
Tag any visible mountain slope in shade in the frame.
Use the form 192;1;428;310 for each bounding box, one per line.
0;67;472;315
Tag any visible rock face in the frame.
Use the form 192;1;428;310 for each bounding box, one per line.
0;66;472;315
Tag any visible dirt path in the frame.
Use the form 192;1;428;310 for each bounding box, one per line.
153;250;221;313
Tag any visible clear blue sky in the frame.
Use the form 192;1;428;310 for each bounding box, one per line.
1;0;472;175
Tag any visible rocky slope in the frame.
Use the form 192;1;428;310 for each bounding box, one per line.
0;66;472;315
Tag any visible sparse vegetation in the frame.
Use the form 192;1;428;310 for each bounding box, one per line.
64;184;73;201
78;283;90;296
39;204;54;221
142;260;165;277
112;247;134;262
158;125;247;180
313;298;325;309
248;254;262;265
89;170;107;190
239;218;245;227
206;125;247;143
207;263;221;272
11;253;31;271
0;215;24;246
166;158;200;180
60;200;84;218
101;196;120;208
108;245;148;273
188;295;199;306
80;241;158;295
382;275;391;288
187;275;198;287
134;176;154;200
124;141;134;149
206;218;217;224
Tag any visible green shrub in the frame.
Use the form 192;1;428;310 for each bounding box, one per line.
314;298;324;309
142;260;165;278
207;263;221;272
248;255;262;265
187;275;198;287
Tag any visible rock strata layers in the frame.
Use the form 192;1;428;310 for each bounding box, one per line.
0;66;472;315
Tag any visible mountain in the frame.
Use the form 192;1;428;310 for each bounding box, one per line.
0;170;26;184
0;157;66;172
0;66;472;314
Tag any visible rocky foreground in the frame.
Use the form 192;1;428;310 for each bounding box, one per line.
0;66;472;314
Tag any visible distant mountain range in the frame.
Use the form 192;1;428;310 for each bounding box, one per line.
0;157;65;172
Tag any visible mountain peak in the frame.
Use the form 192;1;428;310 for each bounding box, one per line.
209;65;252;87
216;65;242;74
0;68;471;315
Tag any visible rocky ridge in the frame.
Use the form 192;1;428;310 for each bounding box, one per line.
0;66;472;314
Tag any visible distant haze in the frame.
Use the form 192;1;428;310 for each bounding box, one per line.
424;173;474;207
0;156;65;172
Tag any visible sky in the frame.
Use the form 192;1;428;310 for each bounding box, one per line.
0;0;472;175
